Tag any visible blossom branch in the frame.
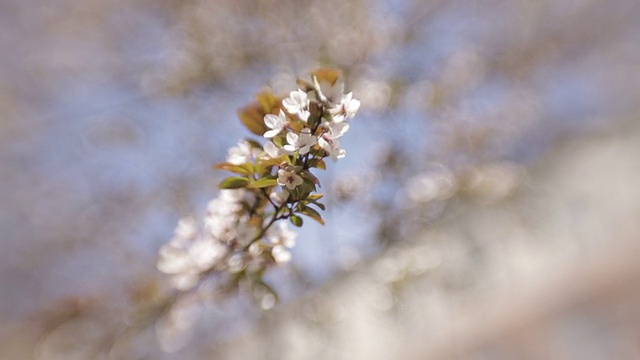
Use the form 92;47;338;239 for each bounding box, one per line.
156;68;360;307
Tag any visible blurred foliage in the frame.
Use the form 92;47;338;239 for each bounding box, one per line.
1;0;640;358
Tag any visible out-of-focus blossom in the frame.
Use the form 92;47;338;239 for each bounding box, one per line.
272;246;292;263
188;238;228;270
227;140;260;165
173;217;198;244
157;189;250;290
227;253;245;273
266;222;297;264
269;189;289;206
405;170;458;204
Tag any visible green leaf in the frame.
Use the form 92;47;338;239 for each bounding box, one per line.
257;154;289;168
298;206;325;225
214;162;254;176
289;215;303;227
248;177;278;189
293;180;315;200
308;158;326;170
256;154;289;176
308;200;326;211
307;114;319;128
300;170;321;186
307;193;324;200
219;176;251;189
255;162;274;177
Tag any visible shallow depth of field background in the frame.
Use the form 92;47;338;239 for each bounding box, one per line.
2;0;640;359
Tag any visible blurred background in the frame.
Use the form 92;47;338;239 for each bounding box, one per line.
1;0;640;358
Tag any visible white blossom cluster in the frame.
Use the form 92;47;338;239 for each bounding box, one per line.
157;72;360;295
264;76;361;164
157;187;296;291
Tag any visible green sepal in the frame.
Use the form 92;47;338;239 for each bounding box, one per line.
272;136;285;148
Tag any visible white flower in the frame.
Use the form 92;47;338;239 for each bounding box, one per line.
282;89;310;122
206;199;237;217
170;273;199;291
269;189;289;205
157;243;193;275
227;141;260;165
221;188;247;202
188;238;228;270
248;241;263;256
313;76;344;105
204;216;236;243
266;222;297;264
318;135;347;162
204;196;240;240
203;190;246;243
263;141;283;159
172;217;198;245
157;235;211;291
277;168;304;190
234;220;256;246
283;128;317;154
227;253;245;273
266;221;297;248
263;110;287;138
330;92;361;122
272;246;292;263
322;121;350;139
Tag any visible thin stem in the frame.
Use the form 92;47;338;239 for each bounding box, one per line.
243;205;284;250
261;188;278;210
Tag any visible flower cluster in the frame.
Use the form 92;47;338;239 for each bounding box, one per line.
157;68;360;305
